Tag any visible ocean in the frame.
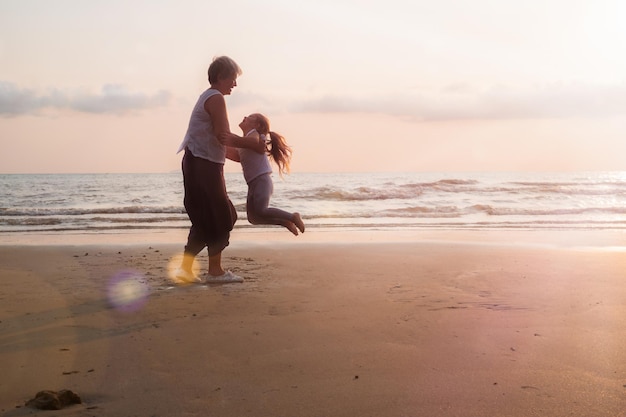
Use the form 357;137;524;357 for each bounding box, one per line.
1;171;626;235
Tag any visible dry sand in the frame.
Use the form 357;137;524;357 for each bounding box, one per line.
1;229;626;416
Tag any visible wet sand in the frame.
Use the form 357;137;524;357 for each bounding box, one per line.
1;229;626;416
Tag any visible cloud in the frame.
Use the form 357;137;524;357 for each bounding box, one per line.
0;82;172;116
286;82;626;121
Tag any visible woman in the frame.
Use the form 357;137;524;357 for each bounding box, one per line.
175;56;264;284
221;113;305;236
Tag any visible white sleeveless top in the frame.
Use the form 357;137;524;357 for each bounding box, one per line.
239;129;272;184
176;88;225;164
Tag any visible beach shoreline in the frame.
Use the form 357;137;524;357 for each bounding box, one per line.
1;229;626;416
2;226;626;249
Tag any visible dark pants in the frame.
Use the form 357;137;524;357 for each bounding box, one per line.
182;149;237;257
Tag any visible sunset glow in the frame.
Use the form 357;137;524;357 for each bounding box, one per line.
1;0;625;173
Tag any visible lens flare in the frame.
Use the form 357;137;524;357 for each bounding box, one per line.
107;270;149;312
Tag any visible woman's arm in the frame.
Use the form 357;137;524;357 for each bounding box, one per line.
204;94;230;136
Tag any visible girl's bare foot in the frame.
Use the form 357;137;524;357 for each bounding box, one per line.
293;212;305;234
285;221;299;236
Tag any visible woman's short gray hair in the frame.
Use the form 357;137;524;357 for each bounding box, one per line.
208;56;242;84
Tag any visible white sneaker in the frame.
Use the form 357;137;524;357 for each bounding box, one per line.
174;267;201;284
205;270;244;284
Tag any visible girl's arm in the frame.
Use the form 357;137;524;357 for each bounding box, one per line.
225;147;241;162
204;93;264;154
219;131;265;154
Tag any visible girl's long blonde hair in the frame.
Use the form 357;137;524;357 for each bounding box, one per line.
253;113;292;176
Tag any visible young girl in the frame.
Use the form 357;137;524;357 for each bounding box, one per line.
221;113;305;236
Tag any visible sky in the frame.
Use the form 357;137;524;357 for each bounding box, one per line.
1;0;625;174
